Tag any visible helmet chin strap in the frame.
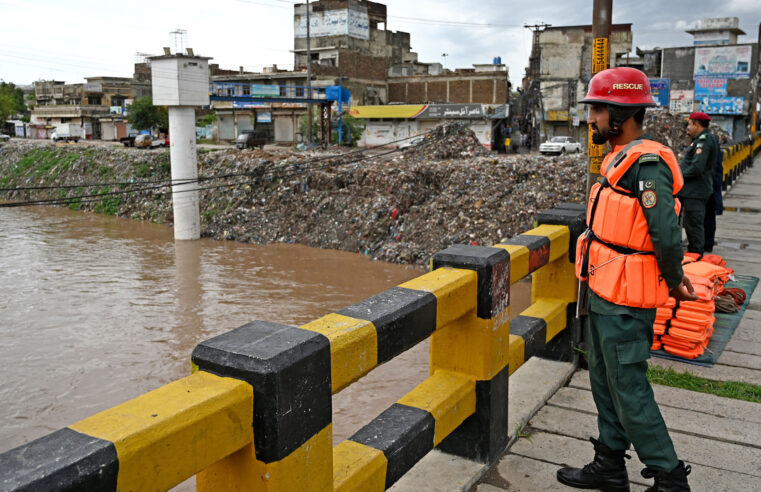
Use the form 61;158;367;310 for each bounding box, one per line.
607;105;640;138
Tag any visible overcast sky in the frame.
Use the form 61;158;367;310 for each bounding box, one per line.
1;0;760;88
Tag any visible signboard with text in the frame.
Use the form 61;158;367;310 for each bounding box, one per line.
694;77;728;96
294;8;369;40
694;45;752;78
698;96;744;115
648;78;670;107
419;104;483;119
669;89;694;114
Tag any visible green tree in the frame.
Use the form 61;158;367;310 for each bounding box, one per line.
197;111;217;127
0;82;26;122
298;107;365;146
331;114;365;146
127;96;168;131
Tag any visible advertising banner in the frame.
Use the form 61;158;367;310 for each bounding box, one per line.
420;104;483;119
694;77;728;96
669;89;694;114
232;101;267;109
251;84;280;97
648;78;670;107
256;111;273;123
294;8;369;40
698;96;744;115
694;45;752;78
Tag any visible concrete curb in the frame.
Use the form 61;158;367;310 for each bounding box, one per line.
389;357;576;491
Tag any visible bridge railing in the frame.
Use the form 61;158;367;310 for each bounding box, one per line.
722;132;759;190
0;204;586;491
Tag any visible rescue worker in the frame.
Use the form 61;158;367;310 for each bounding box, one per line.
556;67;697;492
680;112;718;255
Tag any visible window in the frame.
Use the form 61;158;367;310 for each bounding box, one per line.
88;95;102;105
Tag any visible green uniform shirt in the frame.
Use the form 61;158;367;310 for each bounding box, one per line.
590;134;685;319
679;128;717;199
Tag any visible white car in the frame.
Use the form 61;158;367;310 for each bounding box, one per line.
539;136;582;155
399;135;426;150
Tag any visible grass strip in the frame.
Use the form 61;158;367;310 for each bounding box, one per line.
647;366;761;404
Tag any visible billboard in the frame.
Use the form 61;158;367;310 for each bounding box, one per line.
694;45;752;78
694;77;728;96
251;84;280;97
294;8;369;40
698;96;744;115
232;101;267;108
420;104;483;119
669;89;694;114
648;78;670;107
256;111;272;123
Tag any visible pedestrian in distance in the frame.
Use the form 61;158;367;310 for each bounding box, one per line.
680;112;718;255
558;67;697;492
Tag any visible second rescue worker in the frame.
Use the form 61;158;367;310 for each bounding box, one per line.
680;112;718;255
556;67;696;492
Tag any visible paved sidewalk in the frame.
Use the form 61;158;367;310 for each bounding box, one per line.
477;153;761;491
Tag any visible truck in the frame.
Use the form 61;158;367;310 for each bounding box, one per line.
50;123;82;142
120;129;141;147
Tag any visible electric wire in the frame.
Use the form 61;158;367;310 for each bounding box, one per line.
0;129;435;194
0;130;433;208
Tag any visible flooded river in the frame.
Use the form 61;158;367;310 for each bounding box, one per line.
0;206;530;477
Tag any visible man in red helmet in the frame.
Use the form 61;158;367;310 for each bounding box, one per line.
557;67;695;492
680;112;719;254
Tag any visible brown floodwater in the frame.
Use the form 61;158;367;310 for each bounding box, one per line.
0;206;530;487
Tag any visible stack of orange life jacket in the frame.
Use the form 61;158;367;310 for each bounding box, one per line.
651;254;733;359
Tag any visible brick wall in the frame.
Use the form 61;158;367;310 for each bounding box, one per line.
471;79;494;104
427;81;447;102
449;80;470;102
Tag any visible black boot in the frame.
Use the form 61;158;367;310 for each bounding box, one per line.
641;460;691;491
556;437;630;491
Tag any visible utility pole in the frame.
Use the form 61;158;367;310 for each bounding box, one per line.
587;0;612;196
306;0;313;146
524;23;551;149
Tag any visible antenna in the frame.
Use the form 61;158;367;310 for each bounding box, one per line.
169;29;188;54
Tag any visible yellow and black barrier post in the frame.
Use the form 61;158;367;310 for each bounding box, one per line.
191;320;334;491
0;371;253;491
427;245;511;463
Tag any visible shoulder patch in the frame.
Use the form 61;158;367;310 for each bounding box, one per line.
642;190;657;208
698;134;706;140
638;153;660;163
696;147;703;154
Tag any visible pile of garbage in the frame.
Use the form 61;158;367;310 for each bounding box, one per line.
0;128;587;265
403;122;492;160
644;109;732;157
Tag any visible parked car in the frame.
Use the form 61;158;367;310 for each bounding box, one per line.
399;135;426;150
134;134;168;149
539;136;582;155
0;134;10;142
236;130;267;149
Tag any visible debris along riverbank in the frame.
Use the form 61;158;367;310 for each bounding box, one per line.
0;124;586;265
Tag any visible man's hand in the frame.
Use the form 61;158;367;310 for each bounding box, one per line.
669;275;699;301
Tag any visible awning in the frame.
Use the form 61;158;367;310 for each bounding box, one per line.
349;105;427;119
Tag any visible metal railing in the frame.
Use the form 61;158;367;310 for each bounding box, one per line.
0;205;587;491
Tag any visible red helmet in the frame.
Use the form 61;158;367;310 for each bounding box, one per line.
580;67;656;107
688;112;711;121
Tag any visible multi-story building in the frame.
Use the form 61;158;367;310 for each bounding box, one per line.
31;71;144;140
519;23;633;146
641;17;759;139
211;0;416;144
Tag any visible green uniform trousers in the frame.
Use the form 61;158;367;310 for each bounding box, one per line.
588;310;679;471
681;197;707;254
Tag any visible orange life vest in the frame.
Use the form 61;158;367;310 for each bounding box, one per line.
576;139;684;308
